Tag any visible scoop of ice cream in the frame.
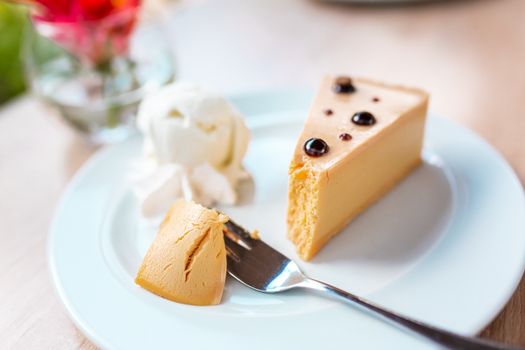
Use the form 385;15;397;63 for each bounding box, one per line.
134;82;250;217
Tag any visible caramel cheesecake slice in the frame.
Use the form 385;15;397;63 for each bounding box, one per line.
288;76;429;261
136;200;228;305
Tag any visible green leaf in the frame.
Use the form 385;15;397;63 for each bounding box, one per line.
0;3;28;105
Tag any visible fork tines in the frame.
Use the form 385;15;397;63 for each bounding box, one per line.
225;220;255;243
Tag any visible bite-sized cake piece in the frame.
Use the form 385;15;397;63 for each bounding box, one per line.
135;200;228;305
288;76;429;261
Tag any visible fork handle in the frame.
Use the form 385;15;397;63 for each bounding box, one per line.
300;278;522;350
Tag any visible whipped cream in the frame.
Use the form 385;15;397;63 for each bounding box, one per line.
133;82;250;218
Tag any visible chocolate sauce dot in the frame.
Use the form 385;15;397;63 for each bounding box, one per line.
372;97;380;103
333;76;355;94
324;109;333;116
339;133;352;141
352;111;376;126
304;138;329;157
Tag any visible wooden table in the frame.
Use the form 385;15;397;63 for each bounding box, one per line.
1;0;524;348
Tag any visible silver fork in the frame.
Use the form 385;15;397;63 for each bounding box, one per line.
224;220;522;350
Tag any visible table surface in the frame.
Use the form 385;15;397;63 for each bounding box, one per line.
1;0;525;348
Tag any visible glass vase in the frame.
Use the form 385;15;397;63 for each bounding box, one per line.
23;12;175;144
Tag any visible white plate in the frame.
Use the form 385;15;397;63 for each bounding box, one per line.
49;90;525;350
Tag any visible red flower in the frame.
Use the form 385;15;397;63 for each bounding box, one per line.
26;0;141;66
29;0;140;21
